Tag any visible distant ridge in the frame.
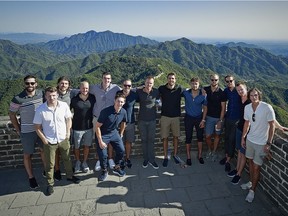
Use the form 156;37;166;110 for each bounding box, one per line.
40;30;159;56
216;42;259;49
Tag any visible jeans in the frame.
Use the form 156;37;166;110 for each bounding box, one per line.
138;120;156;162
96;130;125;170
224;118;239;158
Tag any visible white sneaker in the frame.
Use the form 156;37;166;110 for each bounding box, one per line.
82;161;90;173
74;160;81;173
94;160;101;171
108;159;115;169
245;189;255;203
205;151;212;159
241;181;252;190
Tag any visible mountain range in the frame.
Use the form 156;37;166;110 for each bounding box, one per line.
0;30;287;125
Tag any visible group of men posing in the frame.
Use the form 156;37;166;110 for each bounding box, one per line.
9;72;286;201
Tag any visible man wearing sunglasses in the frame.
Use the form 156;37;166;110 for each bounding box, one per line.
219;75;241;172
9;75;46;189
241;88;275;203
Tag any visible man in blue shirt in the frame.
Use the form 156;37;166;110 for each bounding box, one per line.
95;93;127;181
182;77;207;165
219;75;241;172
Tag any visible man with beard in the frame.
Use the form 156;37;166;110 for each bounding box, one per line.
9;75;46;189
158;73;183;167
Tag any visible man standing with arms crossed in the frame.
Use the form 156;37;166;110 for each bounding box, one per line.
158;72;183;167
241;88;275;203
90;72;121;171
34;87;80;196
9;75;46;189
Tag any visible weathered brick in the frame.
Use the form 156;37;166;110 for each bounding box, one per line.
7;140;21;144
279;185;288;202
273;137;287;148
0;145;12;151
272;146;285;158
271;160;285;172
280;171;288;183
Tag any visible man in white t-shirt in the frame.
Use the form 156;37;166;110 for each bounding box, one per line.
241;88;275;203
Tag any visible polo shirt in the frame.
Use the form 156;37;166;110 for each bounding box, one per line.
70;93;96;130
117;90;137;123
224;87;241;120
33;100;72;144
136;88;160;121
158;84;183;117
182;89;207;118
9;89;44;133
89;83;121;118
97;105;127;135
204;86;226;118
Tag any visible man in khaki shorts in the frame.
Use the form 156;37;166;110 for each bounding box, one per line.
158;72;183;167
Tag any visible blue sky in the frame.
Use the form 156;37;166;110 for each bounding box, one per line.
0;1;288;41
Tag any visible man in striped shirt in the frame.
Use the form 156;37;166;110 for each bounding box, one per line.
9;75;46;189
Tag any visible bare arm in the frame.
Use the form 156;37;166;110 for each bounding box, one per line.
65;117;72;139
8;111;20;134
241;120;250;149
95;122;107;149
119;122;126;137
200;105;207;128
34;124;48;145
274;119;288;132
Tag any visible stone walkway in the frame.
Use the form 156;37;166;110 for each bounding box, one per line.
0;153;283;216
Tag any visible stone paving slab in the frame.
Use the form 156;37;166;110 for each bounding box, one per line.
0;153;284;216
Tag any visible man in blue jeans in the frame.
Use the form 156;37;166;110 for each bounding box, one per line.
95;93;127;181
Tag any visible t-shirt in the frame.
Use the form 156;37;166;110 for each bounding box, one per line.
70;93;96;130
97;105;127;135
237;99;251;131
224;87;241;120
9;89;44;133
117;90;137;123
182;89;207;118
158;84;183;117
244;101;275;145
204;86;226;118
136;88;160;121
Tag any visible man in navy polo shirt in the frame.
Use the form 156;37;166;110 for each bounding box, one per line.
95;93;127;181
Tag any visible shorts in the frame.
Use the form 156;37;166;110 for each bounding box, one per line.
235;128;245;154
245;139;266;166
123;123;135;143
72;129;93;149
205;116;222;136
20;131;43;154
160;116;180;139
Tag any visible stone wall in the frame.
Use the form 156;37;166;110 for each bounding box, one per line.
0;115;287;214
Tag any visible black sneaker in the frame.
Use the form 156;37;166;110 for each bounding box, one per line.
42;171;46;178
225;162;231;172
98;169;108;181
67;176;80;184
186;159;192;166
120;160;126;170
231;175;241;185
54;170;62;181
113;167;126;177
173;155;181;164
126;159;132;168
219;157;226;165
227;169;237;178
149;161;159;169
198;157;204;164
29;177;39;189
162;158;168;167
46;185;54;196
142;160;148;168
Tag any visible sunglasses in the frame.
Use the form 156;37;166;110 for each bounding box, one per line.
252;113;256;122
226;80;234;83
25;82;36;86
211;79;218;82
124;84;131;87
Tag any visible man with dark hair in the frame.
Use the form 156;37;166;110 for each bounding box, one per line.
241;88;275;203
34;87;80;196
90;72;121;171
158;72;183;167
219;75;241;172
95;93;127;181
9;75;46;189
